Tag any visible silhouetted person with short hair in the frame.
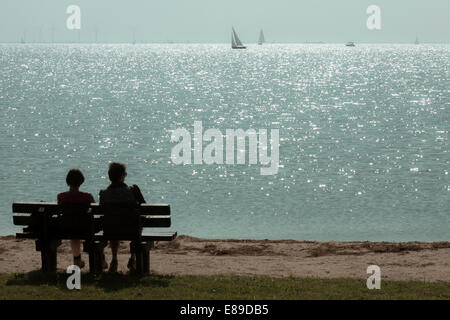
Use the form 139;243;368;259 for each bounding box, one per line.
99;162;145;273
57;168;95;269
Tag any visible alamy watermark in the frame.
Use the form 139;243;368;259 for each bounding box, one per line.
64;5;380;35
367;5;381;30
66;5;81;30
66;265;81;290
366;265;381;289
170;121;280;175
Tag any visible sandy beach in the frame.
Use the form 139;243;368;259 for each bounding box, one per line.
0;235;449;282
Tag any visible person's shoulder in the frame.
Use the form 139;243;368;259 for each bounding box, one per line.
80;191;95;202
57;191;69;202
99;186;110;195
99;188;108;201
57;193;62;204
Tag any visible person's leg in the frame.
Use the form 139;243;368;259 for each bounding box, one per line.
127;248;136;271
71;239;81;257
108;240;119;272
110;240;119;260
71;240;85;268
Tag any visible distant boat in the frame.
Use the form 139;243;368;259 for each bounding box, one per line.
415;36;419;45
345;41;355;47
231;27;246;49
258;29;265;45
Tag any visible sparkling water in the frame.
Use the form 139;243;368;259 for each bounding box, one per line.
0;44;448;241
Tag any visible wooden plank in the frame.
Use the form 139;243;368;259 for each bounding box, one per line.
12;202;59;213
12;213;32;225
16;232;37;239
141;216;171;228
12;213;170;228
17;229;176;241
93;230;177;242
90;203;170;216
138;204;170;216
13;202;170;216
141;230;177;241
92;215;170;228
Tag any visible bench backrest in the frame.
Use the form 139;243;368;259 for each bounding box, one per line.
12;202;171;239
101;205;141;238
13;202;170;216
55;204;95;239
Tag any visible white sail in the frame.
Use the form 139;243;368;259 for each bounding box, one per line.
231;29;237;47
258;29;265;45
231;27;246;49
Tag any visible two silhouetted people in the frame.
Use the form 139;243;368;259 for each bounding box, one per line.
57;162;145;272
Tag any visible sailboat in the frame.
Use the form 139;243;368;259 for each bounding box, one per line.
20;31;26;44
231;27;246;49
258;29;265;45
415;36;419;45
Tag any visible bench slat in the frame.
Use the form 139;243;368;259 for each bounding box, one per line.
93;230;177;242
12;213;32;226
17;230;177;242
16;232;37;239
141;216;171;228
12;214;171;228
13;202;59;214
13;202;170;216
90;203;170;216
142;231;177;242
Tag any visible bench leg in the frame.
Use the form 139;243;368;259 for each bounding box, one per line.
131;241;153;275
142;250;150;275
142;241;153;275
83;241;107;274
83;241;96;274
40;249;55;273
88;249;95;273
94;250;103;274
136;249;143;274
130;241;143;275
36;239;61;273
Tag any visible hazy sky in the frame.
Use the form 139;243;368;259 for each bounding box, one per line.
0;0;449;43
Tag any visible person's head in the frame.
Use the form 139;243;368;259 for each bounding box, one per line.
66;168;85;189
108;162;127;183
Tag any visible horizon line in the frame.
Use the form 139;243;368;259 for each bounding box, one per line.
1;41;449;45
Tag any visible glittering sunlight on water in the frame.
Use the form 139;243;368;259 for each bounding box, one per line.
0;44;448;240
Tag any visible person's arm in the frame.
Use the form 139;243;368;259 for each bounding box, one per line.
131;184;146;204
98;190;104;205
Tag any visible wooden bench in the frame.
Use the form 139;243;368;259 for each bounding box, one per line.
12;202;177;275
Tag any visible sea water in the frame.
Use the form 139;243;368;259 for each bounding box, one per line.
0;44;448;241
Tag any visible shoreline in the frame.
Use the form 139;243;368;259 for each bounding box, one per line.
1;235;449;282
